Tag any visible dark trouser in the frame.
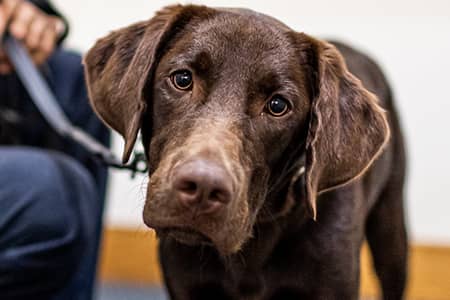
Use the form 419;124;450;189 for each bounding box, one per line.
0;147;102;299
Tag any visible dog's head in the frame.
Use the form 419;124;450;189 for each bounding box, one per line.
84;5;389;255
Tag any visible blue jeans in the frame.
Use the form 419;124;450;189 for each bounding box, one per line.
0;147;102;299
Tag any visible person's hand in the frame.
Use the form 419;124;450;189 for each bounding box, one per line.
0;0;65;74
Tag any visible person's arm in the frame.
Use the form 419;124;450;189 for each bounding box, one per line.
0;0;66;74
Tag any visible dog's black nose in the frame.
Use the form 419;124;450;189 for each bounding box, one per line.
172;159;232;215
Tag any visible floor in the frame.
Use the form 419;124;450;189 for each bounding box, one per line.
97;283;168;300
96;283;380;300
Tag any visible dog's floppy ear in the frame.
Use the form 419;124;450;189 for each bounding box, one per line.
291;34;390;219
83;5;214;163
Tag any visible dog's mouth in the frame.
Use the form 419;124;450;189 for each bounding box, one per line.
156;227;214;247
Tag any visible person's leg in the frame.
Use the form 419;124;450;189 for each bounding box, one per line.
0;146;101;299
51;150;105;300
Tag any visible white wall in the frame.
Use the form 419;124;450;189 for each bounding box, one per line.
53;0;450;245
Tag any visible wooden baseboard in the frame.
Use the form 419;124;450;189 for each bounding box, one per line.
98;228;450;300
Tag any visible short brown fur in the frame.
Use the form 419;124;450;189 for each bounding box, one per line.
84;5;407;300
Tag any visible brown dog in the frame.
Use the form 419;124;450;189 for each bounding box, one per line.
84;5;407;300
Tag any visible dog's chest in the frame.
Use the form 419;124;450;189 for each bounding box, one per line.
226;271;309;300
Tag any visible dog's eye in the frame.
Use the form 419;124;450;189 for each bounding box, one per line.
171;70;193;90
266;95;290;117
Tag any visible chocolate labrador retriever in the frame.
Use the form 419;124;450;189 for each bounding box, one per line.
84;5;407;300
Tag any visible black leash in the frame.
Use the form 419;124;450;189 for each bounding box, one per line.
1;34;147;176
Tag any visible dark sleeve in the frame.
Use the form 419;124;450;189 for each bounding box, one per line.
28;0;69;43
46;49;111;201
4;49;110;200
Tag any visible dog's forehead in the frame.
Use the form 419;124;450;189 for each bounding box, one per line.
215;7;291;31
168;9;295;71
198;10;290;55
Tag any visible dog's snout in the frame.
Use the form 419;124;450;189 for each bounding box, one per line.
172;159;232;215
